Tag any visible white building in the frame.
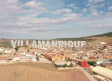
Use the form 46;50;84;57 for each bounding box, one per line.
0;48;4;52
92;66;112;80
4;49;12;53
13;56;20;61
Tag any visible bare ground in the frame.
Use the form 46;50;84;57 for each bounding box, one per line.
0;62;90;81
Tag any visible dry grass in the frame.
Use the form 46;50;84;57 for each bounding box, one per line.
88;37;112;44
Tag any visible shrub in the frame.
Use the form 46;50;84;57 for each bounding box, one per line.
88;61;96;66
69;63;73;67
62;63;68;67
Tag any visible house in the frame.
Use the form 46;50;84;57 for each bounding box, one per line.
24;53;37;62
0;56;7;63
0;48;4;52
11;48;15;51
51;55;65;61
96;58;110;65
51;56;57;61
20;51;26;55
20;56;26;62
78;61;90;68
61;56;65;60
13;54;20;61
98;42;106;46
4;49;12;53
25;56;37;62
82;56;88;60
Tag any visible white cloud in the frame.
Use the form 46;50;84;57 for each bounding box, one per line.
88;0;92;2
96;3;105;7
62;13;82;21
75;7;79;10
108;6;112;10
67;3;75;8
82;8;87;12
100;11;103;14
88;6;103;16
0;0;112;36
50;9;72;15
22;1;46;10
7;0;18;4
67;3;79;10
23;1;41;7
87;0;105;7
91;12;99;16
105;12;112;15
94;0;105;2
0;0;21;18
89;24;112;28
89;0;105;2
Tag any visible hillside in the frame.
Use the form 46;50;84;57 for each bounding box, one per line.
54;32;112;41
0;32;112;47
90;32;112;37
53;37;96;42
107;40;112;46
52;32;112;44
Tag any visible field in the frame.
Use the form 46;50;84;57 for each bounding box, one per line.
0;62;90;81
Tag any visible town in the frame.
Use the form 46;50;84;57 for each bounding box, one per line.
0;40;112;81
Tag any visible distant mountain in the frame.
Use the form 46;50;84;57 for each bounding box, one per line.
53;32;112;41
0;32;112;47
53;37;96;42
89;32;112;37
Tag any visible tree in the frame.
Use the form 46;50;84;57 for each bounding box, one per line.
27;50;29;52
103;45;107;49
88;61;96;66
15;46;20;51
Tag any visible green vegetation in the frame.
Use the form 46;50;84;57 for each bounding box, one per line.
62;63;68;67
103;45;107;49
62;63;74;68
99;51;102;53
0;53;2;55
90;32;112;37
88;61;96;67
15;46;20;51
27;50;29;52
98;45;107;51
53;37;96;42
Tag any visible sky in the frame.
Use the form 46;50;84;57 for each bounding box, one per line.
0;0;112;39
